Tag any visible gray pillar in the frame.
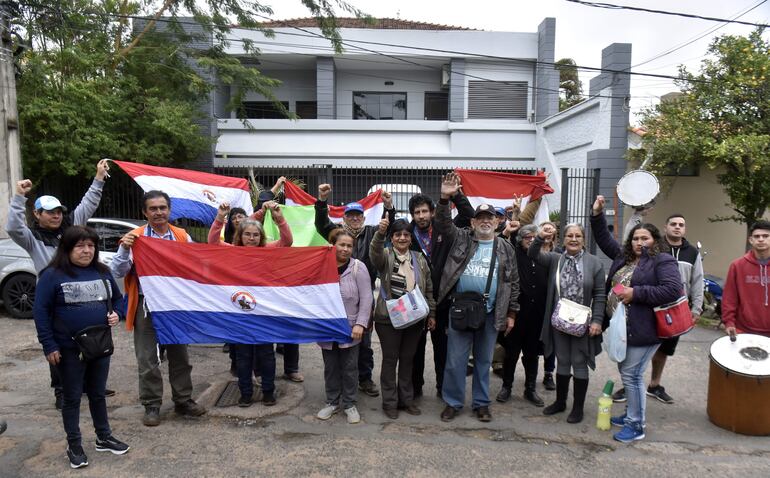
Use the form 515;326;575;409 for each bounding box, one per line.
316;57;336;119
586;43;633;232
449;58;465;122
536;17;558;121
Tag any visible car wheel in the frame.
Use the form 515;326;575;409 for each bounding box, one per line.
2;273;36;319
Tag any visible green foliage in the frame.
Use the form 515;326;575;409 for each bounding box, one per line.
13;0;359;183
555;58;584;111
638;29;770;226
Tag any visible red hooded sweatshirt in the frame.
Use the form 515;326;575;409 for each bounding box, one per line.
722;251;770;336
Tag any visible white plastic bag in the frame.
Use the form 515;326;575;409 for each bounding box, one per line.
605;305;627;363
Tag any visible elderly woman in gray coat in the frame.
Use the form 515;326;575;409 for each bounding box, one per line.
528;222;606;424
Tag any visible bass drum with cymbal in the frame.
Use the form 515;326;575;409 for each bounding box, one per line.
707;333;770;435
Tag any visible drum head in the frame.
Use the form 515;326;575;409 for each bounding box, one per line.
710;334;770;377
616;170;660;207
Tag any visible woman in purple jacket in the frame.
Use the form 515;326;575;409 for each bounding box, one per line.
591;195;681;443
316;229;373;424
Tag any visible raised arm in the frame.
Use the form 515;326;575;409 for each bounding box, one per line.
528;224;558;267
72;160;109;226
208;203;230;245
435;172;461;240
590;195;622;259
264;203;293;248
314;183;338;242
5;180;36;252
369;218;389;273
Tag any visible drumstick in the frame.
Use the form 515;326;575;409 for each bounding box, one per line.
729;330;737;342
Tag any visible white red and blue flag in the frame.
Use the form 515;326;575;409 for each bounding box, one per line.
113;160;253;224
131;237;351;344
455;169;554;224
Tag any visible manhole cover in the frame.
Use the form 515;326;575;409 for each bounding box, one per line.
215;380;270;407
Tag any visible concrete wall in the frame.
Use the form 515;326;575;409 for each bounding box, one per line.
639;168;756;278
536;18;558;121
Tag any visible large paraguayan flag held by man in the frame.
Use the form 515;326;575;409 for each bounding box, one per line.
131;237;352;344
113;160;253;224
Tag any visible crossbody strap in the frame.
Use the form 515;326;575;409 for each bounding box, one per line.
556;258;562;298
100;276;113;315
483;238;498;301
380;250;421;301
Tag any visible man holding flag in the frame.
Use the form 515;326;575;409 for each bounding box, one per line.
110;191;206;427
315;183;396;398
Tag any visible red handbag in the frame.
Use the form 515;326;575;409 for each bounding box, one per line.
653;296;694;339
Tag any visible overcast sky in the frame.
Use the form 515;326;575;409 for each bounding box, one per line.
268;0;770;123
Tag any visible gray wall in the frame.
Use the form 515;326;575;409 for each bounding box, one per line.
316;57;335;119
536;18;558;121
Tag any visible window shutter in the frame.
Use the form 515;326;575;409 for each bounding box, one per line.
467;81;528;119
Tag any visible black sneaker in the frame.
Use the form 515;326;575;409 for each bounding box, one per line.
262;391;277;406
612;387;627;403
542;373;556;391
238;395;253;408
95;435;130;455
358;380;380;397
174;399;207;417
67;445;89;469
647;385;674;404
142;406;161;427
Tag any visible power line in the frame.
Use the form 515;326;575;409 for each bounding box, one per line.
564;0;770;28
630;0;768;69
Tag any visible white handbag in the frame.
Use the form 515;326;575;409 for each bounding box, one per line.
381;252;429;329
551;260;592;337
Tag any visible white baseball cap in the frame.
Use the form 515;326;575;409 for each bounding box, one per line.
34;195;67;212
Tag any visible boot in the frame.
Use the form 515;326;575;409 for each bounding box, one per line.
522;355;544;407
543;372;556;391
567;377;589;424
543;374;570;415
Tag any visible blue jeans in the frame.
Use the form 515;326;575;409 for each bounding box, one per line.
56;347;111;447
618;344;660;425
442;312;498;410
235;344;276;398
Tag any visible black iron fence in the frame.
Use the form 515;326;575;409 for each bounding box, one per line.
560;168;601;254
34;164;535;242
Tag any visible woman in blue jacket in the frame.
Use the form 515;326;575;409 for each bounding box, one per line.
591;196;681;443
33;226;127;469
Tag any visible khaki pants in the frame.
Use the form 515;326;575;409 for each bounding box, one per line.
133;301;193;407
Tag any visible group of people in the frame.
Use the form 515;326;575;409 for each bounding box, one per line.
5;161;769;469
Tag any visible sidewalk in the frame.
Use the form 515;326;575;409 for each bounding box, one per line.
0;315;768;477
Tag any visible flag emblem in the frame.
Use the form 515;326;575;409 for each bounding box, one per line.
231;291;257;311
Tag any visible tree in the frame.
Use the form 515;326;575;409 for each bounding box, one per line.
555;58;583;111
637;29;770;229
11;0;365;182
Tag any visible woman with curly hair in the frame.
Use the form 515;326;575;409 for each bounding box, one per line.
590;195;681;443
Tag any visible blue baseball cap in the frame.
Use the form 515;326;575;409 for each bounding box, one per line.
344;202;364;215
494;207;506;217
34;195;67;212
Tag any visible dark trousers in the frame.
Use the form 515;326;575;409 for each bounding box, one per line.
235;344;276;398
412;301;449;394
544;352;556;374
57;348;111;447
280;343;300;374
50;362;62;397
358;331;375;383
497;326;540;388
322;344;360;409
375;321;423;410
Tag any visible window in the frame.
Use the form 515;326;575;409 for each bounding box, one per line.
353;92;407;120
467;81;528;119
296;101;317;119
424;92;448;120
242;101;289;119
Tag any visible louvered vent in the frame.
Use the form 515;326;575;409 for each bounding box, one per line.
467;81;528;119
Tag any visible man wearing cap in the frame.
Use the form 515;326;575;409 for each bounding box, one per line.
5;160;111;409
315;183;395;398
435;172;520;422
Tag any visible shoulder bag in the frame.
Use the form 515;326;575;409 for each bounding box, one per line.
654;295;693;338
550;259;592;337
449;238;497;332
72;277;115;362
381;253;429;329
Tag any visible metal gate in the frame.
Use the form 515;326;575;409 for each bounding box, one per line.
559;168;601;254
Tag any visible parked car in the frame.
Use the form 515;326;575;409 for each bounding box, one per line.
0;218;144;319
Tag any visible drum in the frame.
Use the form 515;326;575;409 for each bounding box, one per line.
707;334;770;435
616;170;660;207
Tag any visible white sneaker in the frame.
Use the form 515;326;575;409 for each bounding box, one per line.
317;404;340;420
344;406;361;424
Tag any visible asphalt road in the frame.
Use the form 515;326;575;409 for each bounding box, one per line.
0;315;768;477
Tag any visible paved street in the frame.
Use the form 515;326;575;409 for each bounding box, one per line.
1;315;769;477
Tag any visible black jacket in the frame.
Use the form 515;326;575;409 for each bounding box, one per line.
315;200;396;287
409;193;475;300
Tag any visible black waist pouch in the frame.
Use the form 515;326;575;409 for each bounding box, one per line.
449;292;487;331
72;325;114;362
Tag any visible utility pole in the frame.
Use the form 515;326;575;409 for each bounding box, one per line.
0;1;22;239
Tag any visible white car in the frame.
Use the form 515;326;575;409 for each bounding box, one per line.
0;218;144;319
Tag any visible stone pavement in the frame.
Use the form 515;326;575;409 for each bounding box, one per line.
0;315;768;477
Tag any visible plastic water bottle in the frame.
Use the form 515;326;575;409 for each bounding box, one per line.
596;380;614;431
